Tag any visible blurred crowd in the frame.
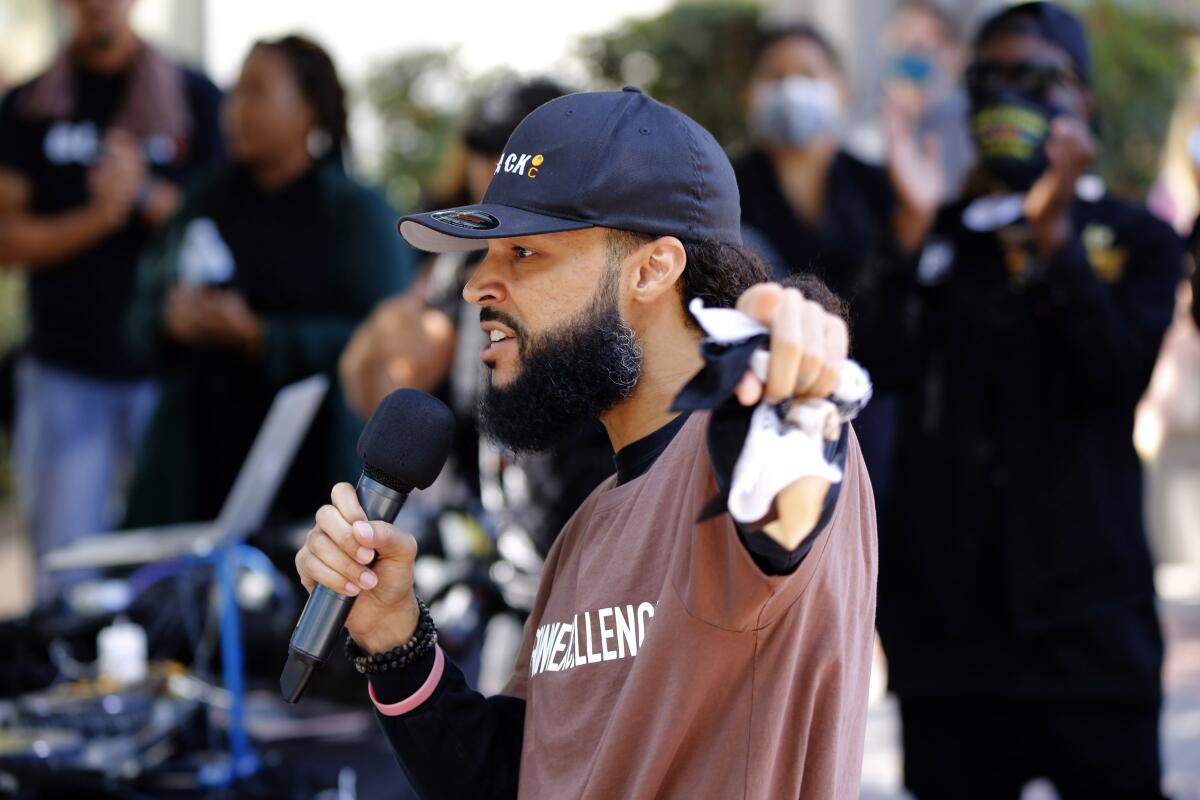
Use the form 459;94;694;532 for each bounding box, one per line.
0;0;1198;797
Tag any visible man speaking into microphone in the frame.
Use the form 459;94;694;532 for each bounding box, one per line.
295;87;877;799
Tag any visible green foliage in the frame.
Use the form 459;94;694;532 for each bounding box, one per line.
363;48;471;212
364;49;518;211
576;1;762;149
1073;0;1190;196
363;2;763;209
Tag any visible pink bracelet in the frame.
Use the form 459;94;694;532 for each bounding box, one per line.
368;645;445;716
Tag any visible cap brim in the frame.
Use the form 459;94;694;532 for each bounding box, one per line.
397;203;593;253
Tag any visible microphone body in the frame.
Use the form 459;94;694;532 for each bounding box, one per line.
279;388;455;703
280;474;408;703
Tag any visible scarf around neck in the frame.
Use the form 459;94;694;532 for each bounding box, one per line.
16;38;190;143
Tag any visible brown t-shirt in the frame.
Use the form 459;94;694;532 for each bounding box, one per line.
502;413;878;799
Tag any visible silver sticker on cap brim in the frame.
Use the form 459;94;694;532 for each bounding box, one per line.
431;210;501;231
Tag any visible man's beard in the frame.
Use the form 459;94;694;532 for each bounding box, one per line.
478;268;642;454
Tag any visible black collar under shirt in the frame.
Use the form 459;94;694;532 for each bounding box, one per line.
613;412;691;485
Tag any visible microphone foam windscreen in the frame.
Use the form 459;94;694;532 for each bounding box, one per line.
357;389;456;491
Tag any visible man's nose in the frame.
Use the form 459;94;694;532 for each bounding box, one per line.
463;252;507;307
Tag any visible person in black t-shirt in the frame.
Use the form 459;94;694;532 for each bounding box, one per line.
123;36;413;529
0;0;223;596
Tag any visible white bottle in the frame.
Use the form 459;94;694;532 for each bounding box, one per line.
97;616;148;685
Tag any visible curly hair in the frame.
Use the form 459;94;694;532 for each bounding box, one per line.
604;230;846;328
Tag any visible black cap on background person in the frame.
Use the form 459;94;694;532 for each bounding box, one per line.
463;78;570;158
974;1;1091;85
423;77;572;216
339;77;575;419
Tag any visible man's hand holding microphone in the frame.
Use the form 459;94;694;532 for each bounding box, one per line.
297;482;423;656
281;389;454;702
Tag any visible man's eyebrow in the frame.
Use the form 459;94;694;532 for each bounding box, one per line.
511;237;559;251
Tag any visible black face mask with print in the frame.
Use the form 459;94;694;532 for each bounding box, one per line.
969;88;1060;192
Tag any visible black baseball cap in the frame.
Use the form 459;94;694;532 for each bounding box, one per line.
974;1;1092;85
398;87;742;253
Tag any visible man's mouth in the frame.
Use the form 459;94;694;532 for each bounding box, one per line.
481;321;519;359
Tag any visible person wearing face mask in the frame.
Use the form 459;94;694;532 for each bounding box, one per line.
734;23;943;531
881;0;974;201
735;24;938;301
856;4;1184;798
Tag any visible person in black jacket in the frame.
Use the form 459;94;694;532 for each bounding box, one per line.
858;4;1183;798
732;23;941;526
732;23;941;298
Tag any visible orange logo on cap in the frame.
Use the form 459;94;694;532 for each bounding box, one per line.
496;152;544;179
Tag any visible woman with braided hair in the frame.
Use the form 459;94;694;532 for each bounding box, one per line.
124;36;415;528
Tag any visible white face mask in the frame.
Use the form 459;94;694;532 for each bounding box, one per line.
748;76;842;149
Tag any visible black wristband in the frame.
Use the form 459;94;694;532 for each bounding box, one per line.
345;597;439;674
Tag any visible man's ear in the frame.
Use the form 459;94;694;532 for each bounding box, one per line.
629;236;686;305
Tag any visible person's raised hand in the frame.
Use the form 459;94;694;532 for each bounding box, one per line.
884;87;943;253
1025;115;1096;256
733;282;849;408
732;282;849;549
296;482;422;654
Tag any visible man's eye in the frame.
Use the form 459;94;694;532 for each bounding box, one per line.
513;246;535;259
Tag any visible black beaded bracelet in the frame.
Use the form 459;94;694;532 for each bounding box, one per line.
345;597;439;675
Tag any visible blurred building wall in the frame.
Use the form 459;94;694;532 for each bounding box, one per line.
0;0;206;87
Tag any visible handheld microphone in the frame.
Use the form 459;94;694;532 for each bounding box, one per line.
280;389;455;703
